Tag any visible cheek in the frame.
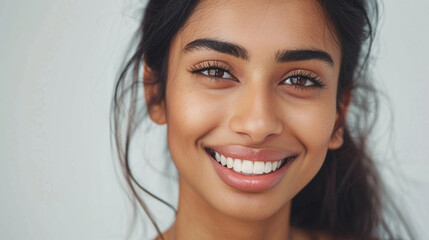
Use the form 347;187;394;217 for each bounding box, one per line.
289;102;337;149
165;85;222;142
164;79;225;171
284;98;337;181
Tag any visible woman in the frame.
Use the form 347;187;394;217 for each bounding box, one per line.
112;0;413;239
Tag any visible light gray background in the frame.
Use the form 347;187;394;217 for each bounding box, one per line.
1;0;428;239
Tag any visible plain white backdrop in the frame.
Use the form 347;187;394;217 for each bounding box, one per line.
1;0;428;239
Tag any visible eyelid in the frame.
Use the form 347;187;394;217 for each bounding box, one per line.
281;69;325;88
189;60;233;73
188;60;238;82
282;69;319;79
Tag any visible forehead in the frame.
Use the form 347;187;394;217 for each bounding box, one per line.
175;0;341;63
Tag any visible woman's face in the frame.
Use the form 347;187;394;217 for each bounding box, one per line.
148;0;342;220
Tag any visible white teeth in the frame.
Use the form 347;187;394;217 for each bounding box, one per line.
211;150;290;175
264;162;272;174
215;152;221;162
226;157;234;168
220;155;227;166
233;159;242;172
242;160;253;174
253;161;265;174
272;161;278;171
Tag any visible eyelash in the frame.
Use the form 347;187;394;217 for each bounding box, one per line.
280;69;325;90
189;61;235;80
189;62;325;90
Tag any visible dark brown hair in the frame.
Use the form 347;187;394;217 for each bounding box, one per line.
112;0;414;239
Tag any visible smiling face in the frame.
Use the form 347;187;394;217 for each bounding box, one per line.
145;0;343;222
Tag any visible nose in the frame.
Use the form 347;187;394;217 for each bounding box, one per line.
229;86;283;143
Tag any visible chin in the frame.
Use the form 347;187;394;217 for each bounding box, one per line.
217;200;290;222
198;179;295;222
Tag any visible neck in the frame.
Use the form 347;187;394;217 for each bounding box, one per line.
165;177;292;240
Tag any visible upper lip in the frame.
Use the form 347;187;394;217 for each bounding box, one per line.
206;145;297;162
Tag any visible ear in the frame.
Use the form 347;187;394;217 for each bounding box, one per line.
328;126;344;150
143;64;166;125
328;91;351;150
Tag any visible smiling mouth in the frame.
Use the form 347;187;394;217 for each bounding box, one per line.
205;148;295;176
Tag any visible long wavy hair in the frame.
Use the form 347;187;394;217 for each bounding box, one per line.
112;0;414;239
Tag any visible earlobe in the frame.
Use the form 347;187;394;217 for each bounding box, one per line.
328;91;351;150
143;64;166;125
148;103;167;125
328;126;344;150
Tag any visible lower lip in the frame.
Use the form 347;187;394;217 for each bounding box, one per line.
208;152;294;192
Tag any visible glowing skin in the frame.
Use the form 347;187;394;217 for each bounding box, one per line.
146;0;344;239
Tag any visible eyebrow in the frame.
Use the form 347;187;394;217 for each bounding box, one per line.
275;49;334;66
184;38;249;60
183;38;334;66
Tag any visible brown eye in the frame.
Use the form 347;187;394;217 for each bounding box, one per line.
207;69;225;78
283;76;315;87
201;68;233;79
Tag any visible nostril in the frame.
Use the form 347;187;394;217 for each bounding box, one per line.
229;112;283;143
